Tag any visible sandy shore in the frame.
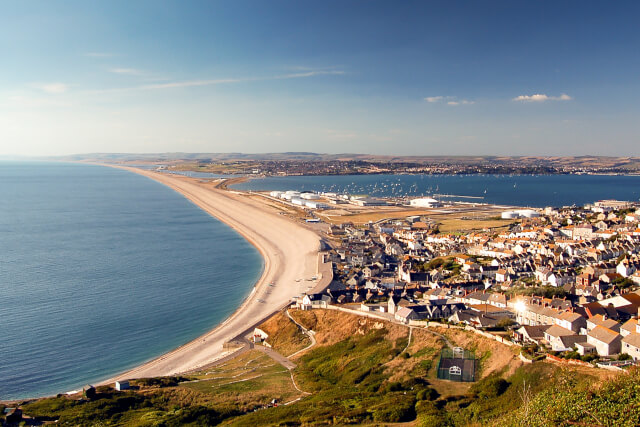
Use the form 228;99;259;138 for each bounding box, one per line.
100;166;320;381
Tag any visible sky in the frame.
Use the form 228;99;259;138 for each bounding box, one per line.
1;1;639;157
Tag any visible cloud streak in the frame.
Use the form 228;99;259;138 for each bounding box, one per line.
513;93;572;102
425;96;444;103
139;70;344;90
109;68;145;76
425;96;474;105
33;83;69;94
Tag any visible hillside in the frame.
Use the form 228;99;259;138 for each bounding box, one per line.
3;309;635;426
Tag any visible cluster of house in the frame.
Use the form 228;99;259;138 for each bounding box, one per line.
296;200;640;360
513;291;640;359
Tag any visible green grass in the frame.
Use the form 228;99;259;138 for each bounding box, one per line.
19;351;300;426
16;318;640;427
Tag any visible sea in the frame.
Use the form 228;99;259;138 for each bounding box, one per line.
0;162;262;400
232;174;640;207
3;166;640;400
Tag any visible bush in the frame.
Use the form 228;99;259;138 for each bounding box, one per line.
372;395;416;422
471;376;510;399
417;387;440;401
496;318;515;329
618;353;632;361
383;381;404;392
563;351;580;360
134;376;191;388
420;359;433;372
416;401;448;427
581;354;599;362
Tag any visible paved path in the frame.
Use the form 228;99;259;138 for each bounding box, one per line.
401;327;413;353
254;344;297;370
286;310;318;358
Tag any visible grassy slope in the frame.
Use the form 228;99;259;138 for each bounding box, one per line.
259;310;312;357
14;309;636;426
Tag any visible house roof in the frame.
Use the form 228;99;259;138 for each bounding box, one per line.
621;319;638;333
559;335;587;347
469;304;508;313
517;325;549;340
588;326;621;344
557;311;584;323
622;332;640;349
545;325;575;338
395;307;415;318
587;315;621;332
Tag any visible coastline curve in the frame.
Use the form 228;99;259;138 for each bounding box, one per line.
98;165;320;382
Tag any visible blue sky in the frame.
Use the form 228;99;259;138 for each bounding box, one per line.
1;1;638;156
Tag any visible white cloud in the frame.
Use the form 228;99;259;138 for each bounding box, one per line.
425;96;444;103
426;96;474;105
109;68;144;76
141;78;243;90
277;70;345;79
513;93;572;102
136;70;344;90
33;83;68;94
81;68;345;95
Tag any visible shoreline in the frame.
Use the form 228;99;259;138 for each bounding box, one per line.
93;165;321;384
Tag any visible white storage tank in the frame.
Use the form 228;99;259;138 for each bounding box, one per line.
291;198;305;206
501;211;518;219
305;201;329;209
301;193;320;200
270;191;283;198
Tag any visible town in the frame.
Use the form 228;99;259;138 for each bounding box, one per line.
164;156;640;177
283;194;640;366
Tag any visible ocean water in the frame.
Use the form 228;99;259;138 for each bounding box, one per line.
232;174;640;207
0;162;262;400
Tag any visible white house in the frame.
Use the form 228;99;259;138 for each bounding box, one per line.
115;380;130;391
587;326;622;356
622;333;640;360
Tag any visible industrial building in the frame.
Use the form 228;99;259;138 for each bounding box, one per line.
409;197;443;208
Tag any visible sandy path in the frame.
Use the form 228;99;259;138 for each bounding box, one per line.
100;167;320;381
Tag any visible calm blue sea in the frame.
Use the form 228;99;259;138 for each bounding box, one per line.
0;162;262;400
232;174;640;207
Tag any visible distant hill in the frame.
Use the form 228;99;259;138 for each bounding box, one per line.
54;152;640;169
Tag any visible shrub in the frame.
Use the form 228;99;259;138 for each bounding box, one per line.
372;395;416;422
420;359;433;372
563;351;580;360
581;354;598;362
471;376;510;399
416;387;440;401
